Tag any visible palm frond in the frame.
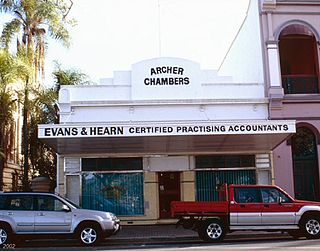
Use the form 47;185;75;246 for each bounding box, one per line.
0;18;21;48
0;0;16;12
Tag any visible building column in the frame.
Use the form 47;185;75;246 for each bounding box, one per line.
256;153;272;185
267;42;284;111
181;171;195;201
143;172;159;222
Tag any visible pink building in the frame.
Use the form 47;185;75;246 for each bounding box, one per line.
261;0;320;200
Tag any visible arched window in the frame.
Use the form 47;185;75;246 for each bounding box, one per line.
291;127;319;201
279;24;319;94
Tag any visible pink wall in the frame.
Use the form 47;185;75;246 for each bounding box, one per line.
270;103;320;119
273;120;320;198
273;141;295;197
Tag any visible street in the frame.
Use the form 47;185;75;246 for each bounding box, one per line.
11;235;320;251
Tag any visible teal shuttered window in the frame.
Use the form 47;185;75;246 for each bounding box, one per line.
196;170;256;201
82;173;144;216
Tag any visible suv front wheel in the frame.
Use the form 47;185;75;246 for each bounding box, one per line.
0;225;10;246
78;225;101;246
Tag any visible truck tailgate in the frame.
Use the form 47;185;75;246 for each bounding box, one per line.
171;201;229;217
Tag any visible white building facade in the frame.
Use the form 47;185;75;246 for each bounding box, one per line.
38;1;296;225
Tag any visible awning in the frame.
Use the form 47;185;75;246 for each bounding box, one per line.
38;120;296;155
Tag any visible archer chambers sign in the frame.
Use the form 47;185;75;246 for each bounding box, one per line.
131;57;201;100
38;120;296;138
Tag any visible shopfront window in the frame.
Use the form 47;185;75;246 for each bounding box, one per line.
81;157;144;216
82;157;142;171
196;155;255;168
195;155;256;201
196;170;256;201
82;172;144;216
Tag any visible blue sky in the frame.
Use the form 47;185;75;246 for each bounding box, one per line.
1;0;250;86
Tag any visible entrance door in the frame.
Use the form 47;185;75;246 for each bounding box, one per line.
292;127;320;201
158;172;181;219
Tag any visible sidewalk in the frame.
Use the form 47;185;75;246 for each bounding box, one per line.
108;224;290;243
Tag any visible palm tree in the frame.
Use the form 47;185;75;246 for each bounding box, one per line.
0;0;74;190
27;64;87;187
0;0;73;79
0;48;30;190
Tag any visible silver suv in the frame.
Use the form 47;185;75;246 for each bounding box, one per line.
0;192;120;246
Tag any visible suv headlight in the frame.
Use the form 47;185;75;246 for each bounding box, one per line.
105;212;117;220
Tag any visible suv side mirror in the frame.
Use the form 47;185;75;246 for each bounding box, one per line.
62;204;71;212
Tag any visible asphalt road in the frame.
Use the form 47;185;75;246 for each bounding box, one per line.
10;235;320;251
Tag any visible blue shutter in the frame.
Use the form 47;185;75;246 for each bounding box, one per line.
81;172;144;216
196;170;256;201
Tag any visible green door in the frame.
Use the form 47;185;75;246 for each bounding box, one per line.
292;127;320;201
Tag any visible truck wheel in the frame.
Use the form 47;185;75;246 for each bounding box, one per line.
78;225;101;246
198;219;226;242
302;216;320;239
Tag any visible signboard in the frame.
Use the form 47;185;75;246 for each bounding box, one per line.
38;120;296;138
131;57;201;100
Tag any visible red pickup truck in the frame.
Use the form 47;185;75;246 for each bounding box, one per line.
171;184;320;242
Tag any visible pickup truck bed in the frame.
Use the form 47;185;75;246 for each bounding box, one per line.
171;201;228;217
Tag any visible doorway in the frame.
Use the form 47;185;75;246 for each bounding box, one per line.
158;172;181;219
292;127;320;201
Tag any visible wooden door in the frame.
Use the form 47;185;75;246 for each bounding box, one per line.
158;172;181;219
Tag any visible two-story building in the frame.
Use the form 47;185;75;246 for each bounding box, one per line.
260;0;320;201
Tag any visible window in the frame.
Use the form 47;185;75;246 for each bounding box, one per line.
196;170;256;201
82;157;143;171
234;188;261;203
261;188;292;203
279;24;319;94
36;195;66;211
0;196;6;210
5;195;33;210
196;155;255;169
82;173;144;216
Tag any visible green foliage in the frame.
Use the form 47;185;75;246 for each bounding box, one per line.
0;0;75;79
53;62;88;92
0;49;18;90
0;0;76;189
27;64;87;183
0;48;21;189
28;87;57;181
0;18;20;48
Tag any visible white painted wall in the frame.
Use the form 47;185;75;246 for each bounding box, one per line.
218;0;264;84
60;102;268;123
146;156;190;172
59;57;268;124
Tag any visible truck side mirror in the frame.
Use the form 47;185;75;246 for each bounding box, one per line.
277;197;284;204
